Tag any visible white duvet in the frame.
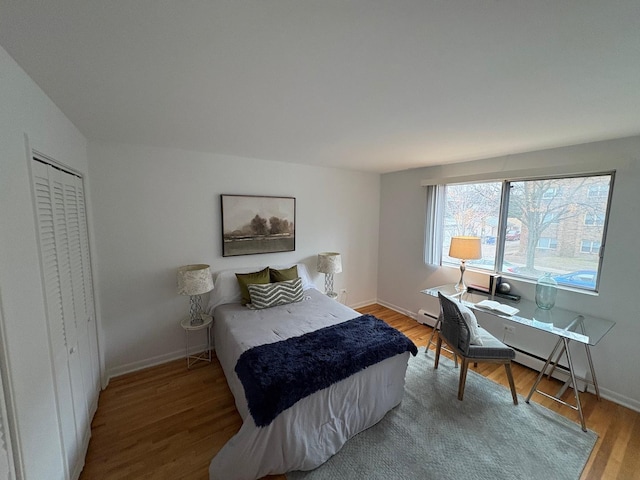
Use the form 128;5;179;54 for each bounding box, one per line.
209;288;410;480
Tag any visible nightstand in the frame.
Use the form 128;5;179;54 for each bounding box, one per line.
180;314;213;369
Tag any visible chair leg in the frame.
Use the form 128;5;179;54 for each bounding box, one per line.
504;362;518;405
458;358;470;401
434;336;442;369
426;317;441;355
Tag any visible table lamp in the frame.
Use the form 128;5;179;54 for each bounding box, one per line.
317;252;342;299
448;236;482;292
177;264;214;325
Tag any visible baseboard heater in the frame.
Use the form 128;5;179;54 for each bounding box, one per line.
510;345;591;393
417;309;438;327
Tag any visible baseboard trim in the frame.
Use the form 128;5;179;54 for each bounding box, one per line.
348;298;378;309
107;342;209;380
584;383;640;413
375;299;418;321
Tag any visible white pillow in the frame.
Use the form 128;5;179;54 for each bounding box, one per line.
456;302;484;346
206;263;314;313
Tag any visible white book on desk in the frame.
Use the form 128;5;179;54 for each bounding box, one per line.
475;300;519;316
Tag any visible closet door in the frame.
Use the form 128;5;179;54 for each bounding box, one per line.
31;159;96;478
64;175;100;417
76;178;100;406
32;160;79;477
57;170;93;471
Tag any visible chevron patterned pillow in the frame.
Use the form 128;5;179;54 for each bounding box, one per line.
247;277;304;309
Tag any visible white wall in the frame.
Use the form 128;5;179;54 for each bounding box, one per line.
0;45;89;479
378;136;640;411
88;142;380;377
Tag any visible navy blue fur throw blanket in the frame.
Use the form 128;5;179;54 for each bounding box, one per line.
235;314;418;427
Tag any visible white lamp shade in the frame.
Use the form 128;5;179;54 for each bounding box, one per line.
448;236;482;260
177;264;214;296
317;252;342;274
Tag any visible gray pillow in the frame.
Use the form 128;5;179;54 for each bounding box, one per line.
456;302;484;346
247;278;303;309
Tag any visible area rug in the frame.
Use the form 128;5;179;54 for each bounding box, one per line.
287;347;597;480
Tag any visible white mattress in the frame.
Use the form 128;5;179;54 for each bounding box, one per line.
209;288;410;480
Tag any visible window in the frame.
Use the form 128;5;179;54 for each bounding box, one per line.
588;185;609;198
542;187;561;200
581;240;601;254
429;172;614;291
440;182;502;270
537;237;558;250
584;213;605;226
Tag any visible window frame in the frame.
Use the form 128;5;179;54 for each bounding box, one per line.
426;170;616;293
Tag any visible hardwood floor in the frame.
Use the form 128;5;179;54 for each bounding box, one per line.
80;305;640;480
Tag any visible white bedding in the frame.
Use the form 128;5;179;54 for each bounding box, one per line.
209;288;410;480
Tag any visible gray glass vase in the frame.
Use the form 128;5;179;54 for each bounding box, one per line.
535;272;557;310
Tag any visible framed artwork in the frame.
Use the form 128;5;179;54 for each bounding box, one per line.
221;194;296;257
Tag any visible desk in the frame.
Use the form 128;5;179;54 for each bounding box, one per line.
421;285;615;431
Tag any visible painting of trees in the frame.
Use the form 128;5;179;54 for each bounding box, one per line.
250;214;268;236
221;195;296;256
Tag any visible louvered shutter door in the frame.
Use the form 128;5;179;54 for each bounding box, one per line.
63;174;97;432
51;166;91;467
31;160;78;477
76;180;101;407
31;159;97;478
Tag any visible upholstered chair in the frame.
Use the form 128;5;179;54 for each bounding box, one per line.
435;292;518;404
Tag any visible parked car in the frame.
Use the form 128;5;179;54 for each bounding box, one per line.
506;231;521;241
553;270;597;289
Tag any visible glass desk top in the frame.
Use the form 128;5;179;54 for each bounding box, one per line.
422;284;615;346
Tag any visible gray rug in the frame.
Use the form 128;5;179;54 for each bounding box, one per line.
287;347;597;480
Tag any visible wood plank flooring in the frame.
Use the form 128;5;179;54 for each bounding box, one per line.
80;304;640;480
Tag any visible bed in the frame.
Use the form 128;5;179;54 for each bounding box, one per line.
207;264;416;480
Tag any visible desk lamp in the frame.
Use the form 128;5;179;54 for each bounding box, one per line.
448;236;482;293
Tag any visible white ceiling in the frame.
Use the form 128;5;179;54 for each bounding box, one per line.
1;1;639;173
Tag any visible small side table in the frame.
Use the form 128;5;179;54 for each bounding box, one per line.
180;314;213;369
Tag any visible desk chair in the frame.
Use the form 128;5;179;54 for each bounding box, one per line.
436;293;518;404
426;313;458;367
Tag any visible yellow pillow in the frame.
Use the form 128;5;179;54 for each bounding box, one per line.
236;267;271;305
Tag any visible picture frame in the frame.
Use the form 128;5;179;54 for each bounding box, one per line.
221;194;296;257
